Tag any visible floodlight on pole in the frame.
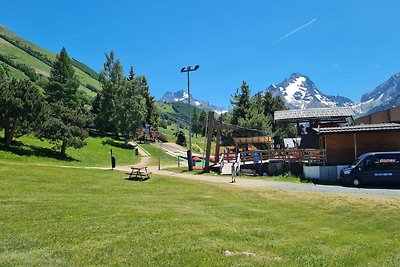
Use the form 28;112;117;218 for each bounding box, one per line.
180;65;200;171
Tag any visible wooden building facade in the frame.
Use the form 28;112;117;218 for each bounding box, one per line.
355;106;400;124
314;124;400;165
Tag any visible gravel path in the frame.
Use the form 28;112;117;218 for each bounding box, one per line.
116;164;400;197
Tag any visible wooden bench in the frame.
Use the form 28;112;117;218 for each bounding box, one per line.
126;165;152;180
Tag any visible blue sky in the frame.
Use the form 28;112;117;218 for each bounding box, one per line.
1;0;400;108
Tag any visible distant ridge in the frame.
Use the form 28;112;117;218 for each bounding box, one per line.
159;90;228;114
0;23;100;93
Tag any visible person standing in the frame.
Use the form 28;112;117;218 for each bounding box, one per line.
231;161;237;183
231;153;241;183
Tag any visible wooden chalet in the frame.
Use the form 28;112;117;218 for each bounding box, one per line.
313;123;400;165
275;107;355;130
274;107;355;149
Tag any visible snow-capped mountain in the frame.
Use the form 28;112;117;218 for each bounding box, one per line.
356;73;400;115
159;90;228;114
265;73;353;109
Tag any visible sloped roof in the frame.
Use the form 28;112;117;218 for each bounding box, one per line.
274;107;355;122
313;123;400;134
233;136;272;144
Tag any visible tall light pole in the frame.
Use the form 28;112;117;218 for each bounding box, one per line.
181;65;200;171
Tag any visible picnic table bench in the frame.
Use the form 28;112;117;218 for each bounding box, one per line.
126;165;152;180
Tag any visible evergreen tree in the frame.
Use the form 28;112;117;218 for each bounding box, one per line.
117;76;146;145
50;47;75;84
38;48;88;156
176;130;187;146
239;92;271;137
191;108;199;137
198;110;207;136
230;81;251;137
94;51;124;133
94;53;159;143
138;76;159;126
231;81;251;124
127;66;135;81
0;66;47;147
262;91;296;145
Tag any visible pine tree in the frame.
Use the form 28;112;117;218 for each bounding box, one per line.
262;91;296;145
176;130;187;146
231;81;251;126
38;48;88;156
230;81;251;137
117;77;146;145
94;51;124;133
198;110;207;136
191;108;199;137
138;76;159;126
127;66;135;81
50;47;75;84
0;65;47;147
239;92;271;137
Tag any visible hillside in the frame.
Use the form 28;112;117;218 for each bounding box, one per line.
0;24;100;96
157;101;205;126
159;90;228;114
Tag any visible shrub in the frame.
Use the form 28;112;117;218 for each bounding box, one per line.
175;130;186;146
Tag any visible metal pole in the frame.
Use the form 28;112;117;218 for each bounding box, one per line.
186;70;193;171
202;102;209;167
181;65;199;171
187;70;192;154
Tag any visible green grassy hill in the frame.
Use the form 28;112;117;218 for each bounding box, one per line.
0;24;100;96
156;101;212;153
158;101;206;125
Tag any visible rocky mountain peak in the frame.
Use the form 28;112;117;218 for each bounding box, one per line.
357;72;400;115
265;73;353;109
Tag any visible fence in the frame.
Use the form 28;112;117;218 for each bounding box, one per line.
239;149;327;165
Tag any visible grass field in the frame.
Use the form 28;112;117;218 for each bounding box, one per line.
0;134;140;167
1;162;400;266
139;143;180;166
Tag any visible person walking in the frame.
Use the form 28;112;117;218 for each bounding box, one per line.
231;152;240;183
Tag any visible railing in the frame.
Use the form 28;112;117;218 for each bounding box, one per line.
238;149;327;165
304;149;327;165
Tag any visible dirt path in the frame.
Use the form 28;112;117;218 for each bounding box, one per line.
4;145;399;197
115;159;400;197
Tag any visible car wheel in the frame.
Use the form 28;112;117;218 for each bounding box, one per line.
352;178;361;187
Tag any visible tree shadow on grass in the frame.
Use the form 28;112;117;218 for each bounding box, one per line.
102;138;134;150
0;140;79;163
125;177;150;182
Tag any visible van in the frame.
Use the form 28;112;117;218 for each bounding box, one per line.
339;152;400;187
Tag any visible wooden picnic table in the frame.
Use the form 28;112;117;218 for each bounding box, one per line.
127;165;152;180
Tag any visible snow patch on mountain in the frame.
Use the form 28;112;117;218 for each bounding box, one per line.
356;73;400;116
265;73;353;110
159;90;228;114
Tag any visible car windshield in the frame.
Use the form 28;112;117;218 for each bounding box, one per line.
351;158;363;167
